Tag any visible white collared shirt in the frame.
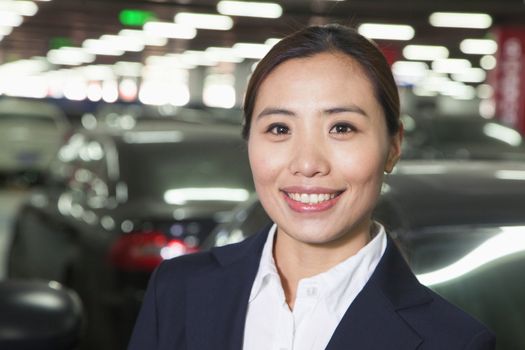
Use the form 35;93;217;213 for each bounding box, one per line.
242;223;387;350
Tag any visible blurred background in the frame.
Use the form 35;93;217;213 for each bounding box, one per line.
0;1;525;350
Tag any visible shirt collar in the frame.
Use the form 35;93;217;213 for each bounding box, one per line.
249;222;387;304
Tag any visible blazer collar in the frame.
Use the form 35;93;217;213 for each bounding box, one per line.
186;226;433;350
184;225;271;350
326;235;433;350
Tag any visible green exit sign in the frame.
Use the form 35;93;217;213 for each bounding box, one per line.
119;9;155;26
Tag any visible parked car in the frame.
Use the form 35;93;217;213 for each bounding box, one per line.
203;160;525;350
0;97;70;185
7;117;254;350
401;113;525;161
0;279;83;350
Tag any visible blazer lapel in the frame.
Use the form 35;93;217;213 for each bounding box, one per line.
326;236;432;350
185;226;271;350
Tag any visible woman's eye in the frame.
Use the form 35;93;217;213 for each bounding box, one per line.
267;124;290;135
330;123;355;134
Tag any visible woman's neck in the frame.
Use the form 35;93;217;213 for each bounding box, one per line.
273;220;373;309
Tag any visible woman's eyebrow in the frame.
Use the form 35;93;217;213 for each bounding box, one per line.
324;105;369;118
256;107;296;119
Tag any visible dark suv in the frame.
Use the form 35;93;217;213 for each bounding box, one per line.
8;118;254;350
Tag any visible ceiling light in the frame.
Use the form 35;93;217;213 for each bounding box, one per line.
143;22;197;39
0;26;13;35
217;1;282;19
100;34;144;52
429;12;492;29
265;38;281;46
0;11;23;26
451;68;487;83
232;43;271;59
480;55;497;70
440;81;476;100
0;1;38;16
205;47;244;63
47;47;95;65
357;23;415;41
83;39;125;56
118;29;167;47
180;51;217;66
174;12;233;30
432;58;471;74
392;61;428;84
114;61;144;77
460;39;498;55
402;45;449;60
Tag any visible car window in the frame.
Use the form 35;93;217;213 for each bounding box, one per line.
119;140;254;201
401;225;525;350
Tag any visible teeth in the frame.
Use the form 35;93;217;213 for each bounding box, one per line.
287;192;336;204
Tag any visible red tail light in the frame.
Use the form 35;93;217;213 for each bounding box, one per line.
109;230;198;272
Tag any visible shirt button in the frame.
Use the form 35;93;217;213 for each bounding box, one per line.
306;286;318;297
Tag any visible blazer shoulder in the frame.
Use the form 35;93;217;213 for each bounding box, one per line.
400;286;495;348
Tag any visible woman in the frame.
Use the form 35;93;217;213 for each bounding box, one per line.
128;24;495;350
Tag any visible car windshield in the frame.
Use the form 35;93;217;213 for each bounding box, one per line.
119;139;254;201
400;224;525;350
402;115;525;161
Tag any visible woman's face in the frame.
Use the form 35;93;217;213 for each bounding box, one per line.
248;52;402;248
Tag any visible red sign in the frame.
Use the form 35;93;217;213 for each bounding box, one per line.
492;27;525;135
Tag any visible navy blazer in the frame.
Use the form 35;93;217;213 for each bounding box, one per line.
128;226;495;350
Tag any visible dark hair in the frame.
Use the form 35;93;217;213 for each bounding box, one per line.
242;24;400;139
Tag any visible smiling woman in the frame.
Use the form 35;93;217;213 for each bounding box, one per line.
128;24;495;350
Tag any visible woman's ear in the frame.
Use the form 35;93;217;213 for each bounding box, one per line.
384;122;404;174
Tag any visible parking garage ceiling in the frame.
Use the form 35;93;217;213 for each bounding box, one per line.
2;0;525;65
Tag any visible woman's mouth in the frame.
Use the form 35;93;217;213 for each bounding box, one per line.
286;192;338;204
281;189;344;212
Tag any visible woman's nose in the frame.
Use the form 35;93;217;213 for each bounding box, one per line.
288;140;330;177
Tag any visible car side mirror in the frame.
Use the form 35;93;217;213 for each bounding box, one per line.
0;280;83;350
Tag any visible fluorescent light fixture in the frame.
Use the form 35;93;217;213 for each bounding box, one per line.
100;34;144;52
392;61;428;84
174;12;233;30
402;45;449;61
480;55;497;70
392;61;428;74
0;26;13;35
118;29;168;47
412;86;438;97
432;58;471;74
0;11;23;26
451;67;486;83
114;61;144;77
123;131;184;144
47;47;95;65
164;188;249;205
476;84;493;99
429;12;492;29
265;37;281;46
357;23;415;41
0;1;38;16
143;21;197;39
440;81;476;100
417;226;525;286
78;64;114;80
483;123;523;146
460;39;497;55
495;170;525;181
83;39;124;56
205;47;244;63
232;42;271;59
180;51;217;66
217;0;282;18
